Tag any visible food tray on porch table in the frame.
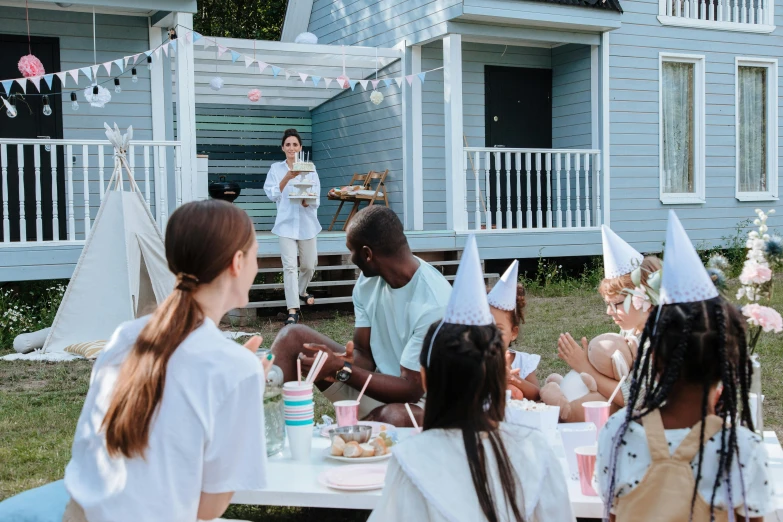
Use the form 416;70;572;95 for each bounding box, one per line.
289;195;318;200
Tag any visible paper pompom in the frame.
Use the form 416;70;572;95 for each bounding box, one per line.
247;89;261;102
370;91;384;105
337;75;350;89
18;54;45;78
209;77;224;91
294;32;318;44
84;84;111;108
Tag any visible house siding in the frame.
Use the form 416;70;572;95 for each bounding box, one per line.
552;44;593;149
607;0;783;253
310;61;404;229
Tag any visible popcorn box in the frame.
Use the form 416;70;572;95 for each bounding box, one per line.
505;399;560;433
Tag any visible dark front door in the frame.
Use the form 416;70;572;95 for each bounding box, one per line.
485;66;552;229
0;34;65;242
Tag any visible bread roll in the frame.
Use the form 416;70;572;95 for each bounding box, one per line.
359;443;375;458
342;441;363;458
370;436;387;456
330;435;346;456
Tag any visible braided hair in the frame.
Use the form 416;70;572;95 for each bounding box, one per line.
420;322;525;522
604;297;752;521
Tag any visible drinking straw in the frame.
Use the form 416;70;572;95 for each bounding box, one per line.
297;358;302;385
356;374;372;403
607;375;626;406
305;351;323;384
404;403;420;430
310;351;329;384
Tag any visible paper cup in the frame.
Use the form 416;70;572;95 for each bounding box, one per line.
583;401;610;433
334;400;360;427
557;423;598;480
283;382;314;396
286;422;314;460
575;445;598;496
284;398;314;407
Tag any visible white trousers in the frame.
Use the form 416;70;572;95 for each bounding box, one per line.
279;236;318;310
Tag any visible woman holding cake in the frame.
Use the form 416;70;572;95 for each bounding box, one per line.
264;128;322;325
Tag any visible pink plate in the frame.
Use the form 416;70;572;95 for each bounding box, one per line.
318;464;387;491
320;421;396;438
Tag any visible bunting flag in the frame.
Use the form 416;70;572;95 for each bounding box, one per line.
348;79;358;90
359;79;369;90
144;50;153;59
162;44;169;57
311;76;321;87
394;77;403;88
1;80;12;94
257;61;269;74
68;69;80;84
324;77;333;88
29;76;41;93
15;78;27;94
124;55;132;69
132;53;141;64
383;78;392;88
114;59;124;73
154;47;161;59
91;64;101;78
299;72;308;83
102;61;113;75
371;79;380;89
185;31;192;44
80;67;92;81
244;56;254;68
285;70;291;80
217;45;228;57
271;65;281;77
43;74;54;89
230;50;241;63
405;75;414;86
55;71;67;87
193;32;203;43
169;40;177;52
417;72;426;83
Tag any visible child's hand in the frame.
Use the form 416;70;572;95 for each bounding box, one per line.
558;333;590;373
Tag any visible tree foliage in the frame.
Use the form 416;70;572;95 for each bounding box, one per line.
194;0;289;41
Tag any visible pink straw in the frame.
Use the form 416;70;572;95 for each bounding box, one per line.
297;358;302;385
310;352;329;384
356;374;372;403
305;351;323;384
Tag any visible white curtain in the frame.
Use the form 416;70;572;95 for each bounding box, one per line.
662;62;695;194
738;66;767;193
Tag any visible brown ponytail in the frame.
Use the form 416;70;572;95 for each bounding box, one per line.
102;200;255;458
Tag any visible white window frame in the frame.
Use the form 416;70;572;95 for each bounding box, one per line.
659;53;706;205
735;57;779;202
657;0;775;33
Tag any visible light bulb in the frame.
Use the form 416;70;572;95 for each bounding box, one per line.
70;92;79;111
147;56;153;71
42;95;52;116
6;101;17;118
131;68;138;83
114;78;121;94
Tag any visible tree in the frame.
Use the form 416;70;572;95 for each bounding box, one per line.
194;0;288;41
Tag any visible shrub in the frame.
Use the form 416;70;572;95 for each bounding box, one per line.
0;281;67;350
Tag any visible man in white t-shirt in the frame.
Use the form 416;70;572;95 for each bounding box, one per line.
271;206;451;426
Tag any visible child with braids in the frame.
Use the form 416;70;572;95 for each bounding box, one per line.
596;212;774;522
370;237;573;522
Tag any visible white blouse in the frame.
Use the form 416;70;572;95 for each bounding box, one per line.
263;161;322;240
510;351;540;379
596;410;775;517
369;423;575;522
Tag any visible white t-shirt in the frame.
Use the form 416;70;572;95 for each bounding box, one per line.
510;351;540;379
596;410;775;517
263;161;321;240
353;258;452;375
65;316;267;522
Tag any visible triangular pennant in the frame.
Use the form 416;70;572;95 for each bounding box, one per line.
43;74;54;89
659;211;719;305
169;40;177;53
383;78;392;88
124;56;132;68
132;53;141;65
144;50;153;58
154;47;161;59
29;76;41;93
417;72;426;83
218;45;228;57
311;76;321;87
336;77;347;89
114;59;124;73
68;69;80;84
271;66;281;77
257;61;269;74
324;78;333;88
15;78;27;94
55;71;67;87
102;61;113;75
244;56;254;68
193;32;203;43
405;75;414;86
487;261;519;312
91;64;100;78
2;80;13;94
161;44;169;57
394;77;403;88
371;79;380;89
348;79;358;90
285;70;291;80
359;79;369;90
230;50;241;63
601;225;644;279
185;31;192;44
80;67;93;81
299;72;309;83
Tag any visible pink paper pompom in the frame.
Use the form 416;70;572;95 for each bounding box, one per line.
337;74;350;89
742;303;783;333
247;89;261;102
18;54;45;78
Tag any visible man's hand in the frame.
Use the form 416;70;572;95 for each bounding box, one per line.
299;341;354;383
557;333;590;373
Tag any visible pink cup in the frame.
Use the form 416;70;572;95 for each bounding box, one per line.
575;445;598;496
583;401;610;433
334;400;359;427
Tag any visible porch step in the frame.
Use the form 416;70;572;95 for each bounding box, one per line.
255;259;463;275
250;273;500;292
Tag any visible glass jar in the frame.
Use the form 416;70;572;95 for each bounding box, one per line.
256;349;285;456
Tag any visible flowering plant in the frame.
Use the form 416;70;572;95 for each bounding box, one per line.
709;209;783;354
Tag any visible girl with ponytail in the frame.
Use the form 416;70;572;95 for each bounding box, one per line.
64;200;272;522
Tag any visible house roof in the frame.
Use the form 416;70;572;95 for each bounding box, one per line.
530;0;623;13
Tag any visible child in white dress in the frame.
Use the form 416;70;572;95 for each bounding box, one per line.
596;212;774;522
487;260;540;401
369;237;574;522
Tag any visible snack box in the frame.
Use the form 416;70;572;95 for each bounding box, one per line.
505;399;560;434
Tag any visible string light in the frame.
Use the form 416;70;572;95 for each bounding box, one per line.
42;95;52;116
70;92;79;111
114;78;121;94
5;96;17;118
131;68;138;83
147;55;153;71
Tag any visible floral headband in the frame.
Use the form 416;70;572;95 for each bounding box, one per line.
621;263;662;313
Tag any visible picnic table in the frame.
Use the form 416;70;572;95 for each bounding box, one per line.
232;429;783;520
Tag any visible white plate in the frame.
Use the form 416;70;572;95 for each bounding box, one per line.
288;195;318;200
318;464;387;491
324;447;392;463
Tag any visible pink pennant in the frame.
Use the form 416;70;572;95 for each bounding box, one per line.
244;56;254;68
371;79;380;89
185;31;192;44
15;78;27;94
103;61;113;75
324;78;333;88
68;69;80;84
132;53;141;65
359;79;369;90
257;61;269;74
124;56;131;68
336;77;347;89
405;75;414;86
29;76;41;92
217;45;228;57
299;72;308;83
55;71;68;87
162;44;169;57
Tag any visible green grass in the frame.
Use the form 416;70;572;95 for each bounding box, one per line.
1;290;781;521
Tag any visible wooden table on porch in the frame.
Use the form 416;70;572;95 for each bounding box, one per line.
231;429;783;520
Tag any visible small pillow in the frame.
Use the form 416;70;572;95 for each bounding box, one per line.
63;340;106;359
0;480;69;522
13;328;51;354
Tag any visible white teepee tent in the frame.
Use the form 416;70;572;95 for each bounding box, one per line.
43;124;175;353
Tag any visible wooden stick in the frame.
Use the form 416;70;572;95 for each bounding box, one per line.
356;374;372;403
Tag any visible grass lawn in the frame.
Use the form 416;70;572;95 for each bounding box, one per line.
1;289;781;521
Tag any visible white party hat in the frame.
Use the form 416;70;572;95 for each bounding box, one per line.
659;210;718;305
487;260;519;312
602;225;644;279
443;235;494;326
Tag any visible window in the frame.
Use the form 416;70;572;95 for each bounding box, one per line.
659;53;705;204
735;57;778;201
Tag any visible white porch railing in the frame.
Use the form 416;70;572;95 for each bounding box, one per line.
658;0;774;30
463;147;602;232
0;139;182;244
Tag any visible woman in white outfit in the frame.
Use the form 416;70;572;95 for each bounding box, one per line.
63;200;273;522
263;128;321;325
